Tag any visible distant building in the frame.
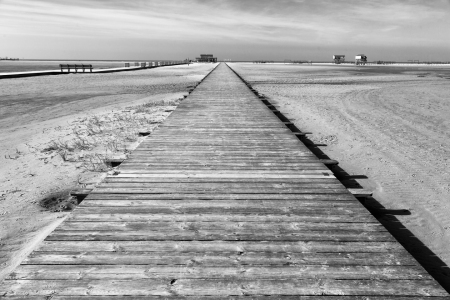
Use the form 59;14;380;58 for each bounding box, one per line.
196;54;217;63
333;55;345;64
355;54;368;65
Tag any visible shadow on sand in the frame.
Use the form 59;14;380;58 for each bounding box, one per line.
295;126;450;293
231;64;450;293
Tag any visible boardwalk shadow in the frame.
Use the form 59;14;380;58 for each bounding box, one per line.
363;196;450;293
236;73;450;293
291;124;450;293
288;123;366;189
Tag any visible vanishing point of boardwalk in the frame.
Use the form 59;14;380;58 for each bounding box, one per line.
1;63;448;298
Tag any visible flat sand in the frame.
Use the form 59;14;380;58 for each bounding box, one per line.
230;63;450;287
0;63;216;281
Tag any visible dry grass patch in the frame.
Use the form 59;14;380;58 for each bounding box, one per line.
42;98;180;171
38;98;182;211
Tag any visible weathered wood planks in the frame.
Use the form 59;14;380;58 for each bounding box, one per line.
0;63;447;298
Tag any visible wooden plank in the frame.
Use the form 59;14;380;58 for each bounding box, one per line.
101;181;341;187
137;142;306;147
127;155;317;160
10;265;429;280
99;178;339;184
116;166;331;171
23;251;413;266
4;296;450;300
128;154;317;159
90;187;349;194
82;193;356;200
34;240;406;253
129;149;315;154
124;158;321;162
81;195;356;202
1;279;446;296
79;199;363;207
55;221;386;232
141;138;305;142
69;189;91;198
111;171;334;177
349;188;374;197
67;212;376;223
70;205;371;215
148;128;294;132
144;134;298;138
104;177;339;183
45;230;395;242
133;146;310;150
120;160;325;165
118;164;329;169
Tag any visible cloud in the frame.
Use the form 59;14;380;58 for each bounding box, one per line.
1;0;449;60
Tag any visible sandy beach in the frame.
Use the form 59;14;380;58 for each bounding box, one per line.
0;63;216;281
230;63;450;286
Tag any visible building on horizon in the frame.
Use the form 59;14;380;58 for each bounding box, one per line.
355;54;367;65
196;54;217;63
333;55;345;64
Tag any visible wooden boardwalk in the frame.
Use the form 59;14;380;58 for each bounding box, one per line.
1;63;448;298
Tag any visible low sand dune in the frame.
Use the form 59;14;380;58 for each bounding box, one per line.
0;63;216;281
229;63;450;287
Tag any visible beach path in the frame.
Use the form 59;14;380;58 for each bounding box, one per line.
1;63;448;298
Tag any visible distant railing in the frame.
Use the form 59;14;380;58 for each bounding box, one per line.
123;61;189;68
60;64;93;73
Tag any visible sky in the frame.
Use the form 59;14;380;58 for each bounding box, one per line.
0;0;449;61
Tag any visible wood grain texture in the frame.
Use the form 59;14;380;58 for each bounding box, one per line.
4;296;450;300
1;279;447;296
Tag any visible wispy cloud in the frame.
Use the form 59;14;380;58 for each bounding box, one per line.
0;0;449;60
